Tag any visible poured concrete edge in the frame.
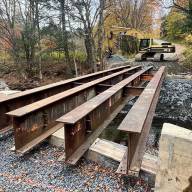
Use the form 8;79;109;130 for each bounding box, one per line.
49;127;64;147
155;123;192;192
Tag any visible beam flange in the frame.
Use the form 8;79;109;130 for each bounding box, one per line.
57;67;153;163
117;66;165;175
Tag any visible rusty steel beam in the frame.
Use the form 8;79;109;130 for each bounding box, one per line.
56;67;153;164
124;73;154;81
90;84;145;96
0;65;131;132
77;81;147;96
7;66;142;153
117;66;165;176
124;86;145;97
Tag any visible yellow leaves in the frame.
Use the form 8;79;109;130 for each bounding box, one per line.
175;0;188;8
185;34;192;45
40;37;57;49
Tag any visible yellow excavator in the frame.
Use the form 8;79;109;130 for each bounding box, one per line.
104;26;176;61
135;38;176;61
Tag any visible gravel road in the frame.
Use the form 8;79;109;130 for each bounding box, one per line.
0;134;152;192
157;79;192;124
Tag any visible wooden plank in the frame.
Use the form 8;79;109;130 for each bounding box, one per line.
89;138;158;175
116;150;158;175
116;149;128;174
90;138;127;162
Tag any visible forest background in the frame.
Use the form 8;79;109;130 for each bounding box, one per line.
0;0;191;88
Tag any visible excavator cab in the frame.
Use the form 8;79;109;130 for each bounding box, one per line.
139;39;151;51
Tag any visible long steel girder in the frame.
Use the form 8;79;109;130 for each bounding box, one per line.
56;67;165;175
7;66;154;154
117;66;165;175
0;65;131;132
56;67;154;164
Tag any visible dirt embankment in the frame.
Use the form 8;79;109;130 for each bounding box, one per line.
0;62;72;90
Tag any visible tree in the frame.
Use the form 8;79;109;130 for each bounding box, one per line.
0;0;20;66
161;0;192;39
59;0;70;64
166;12;186;39
97;0;105;70
19;0;43;78
106;0;159;32
70;0;101;72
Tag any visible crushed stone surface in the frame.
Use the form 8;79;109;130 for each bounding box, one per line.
157;79;192;124
0;134;153;192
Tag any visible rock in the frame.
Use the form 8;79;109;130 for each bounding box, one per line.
157;79;192;124
0;81;9;91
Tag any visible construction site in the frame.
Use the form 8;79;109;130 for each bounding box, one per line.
0;0;192;192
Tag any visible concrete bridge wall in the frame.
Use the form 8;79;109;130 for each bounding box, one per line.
155;123;192;192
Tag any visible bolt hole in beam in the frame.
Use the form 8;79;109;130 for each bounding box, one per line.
0;65;132;133
7;66;143;154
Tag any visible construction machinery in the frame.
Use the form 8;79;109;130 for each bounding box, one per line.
104;26;140;58
104;26;176;62
135;39;176;61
